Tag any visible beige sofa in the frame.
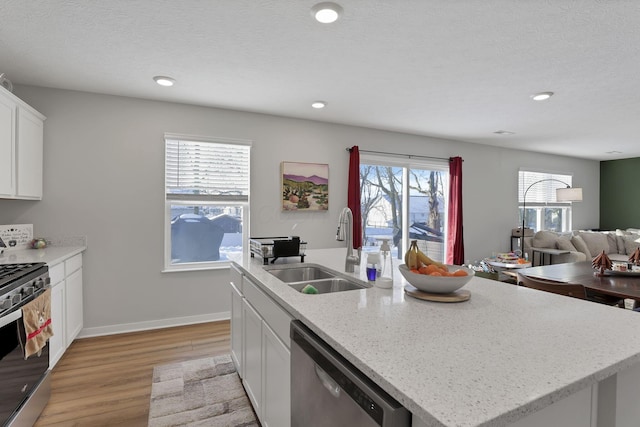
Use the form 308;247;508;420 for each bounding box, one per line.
523;228;640;265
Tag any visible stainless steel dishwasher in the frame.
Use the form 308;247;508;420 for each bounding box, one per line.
291;320;411;427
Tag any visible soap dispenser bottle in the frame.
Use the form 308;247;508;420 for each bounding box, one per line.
366;252;380;282
377;238;394;288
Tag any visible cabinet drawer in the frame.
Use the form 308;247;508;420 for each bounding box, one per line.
49;262;65;286
243;276;293;348
65;253;82;274
230;264;243;294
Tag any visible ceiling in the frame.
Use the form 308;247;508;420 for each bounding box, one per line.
1;0;639;161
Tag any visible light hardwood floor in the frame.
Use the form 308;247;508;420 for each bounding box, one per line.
34;321;231;427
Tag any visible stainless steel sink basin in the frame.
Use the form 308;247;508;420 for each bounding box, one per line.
264;263;370;294
289;278;367;294
266;265;337;283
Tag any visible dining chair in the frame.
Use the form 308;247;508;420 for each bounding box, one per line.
518;274;587;299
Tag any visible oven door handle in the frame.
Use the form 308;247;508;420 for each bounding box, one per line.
0;309;22;328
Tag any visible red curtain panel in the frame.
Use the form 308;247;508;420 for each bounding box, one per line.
447;156;464;264
348;146;363;249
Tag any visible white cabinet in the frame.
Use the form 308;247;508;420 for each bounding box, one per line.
230;265;244;377
0;92;15;196
16;107;44;198
0;86;45;200
48;252;84;368
242;299;263;416
49;262;66;368
230;267;292;427
65;265;83;346
262;323;291;427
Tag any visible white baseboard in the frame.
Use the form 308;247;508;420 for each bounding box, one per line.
76;311;231;338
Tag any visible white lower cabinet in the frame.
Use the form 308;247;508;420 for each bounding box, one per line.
65;265;83;346
230;267;292;427
48;252;84;368
262;322;291;427
230;265;244;377
49;278;66;367
242;299;263;415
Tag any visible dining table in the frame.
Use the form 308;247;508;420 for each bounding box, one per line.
517;261;640;301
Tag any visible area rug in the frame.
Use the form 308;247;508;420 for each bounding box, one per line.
148;354;259;427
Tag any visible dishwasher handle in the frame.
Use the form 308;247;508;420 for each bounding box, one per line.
315;364;341;398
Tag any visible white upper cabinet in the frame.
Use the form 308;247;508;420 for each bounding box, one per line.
0;92;15;196
0;86;45;200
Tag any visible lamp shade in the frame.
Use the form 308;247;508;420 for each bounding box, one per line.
556;187;582;202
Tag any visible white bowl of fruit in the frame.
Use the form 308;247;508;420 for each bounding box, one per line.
400;241;474;293
399;263;474;293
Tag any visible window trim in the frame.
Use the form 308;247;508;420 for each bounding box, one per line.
163;133;251;272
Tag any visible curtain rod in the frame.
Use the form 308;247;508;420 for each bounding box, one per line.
346;148;460;162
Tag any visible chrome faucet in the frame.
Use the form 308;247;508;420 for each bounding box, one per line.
336;207;361;273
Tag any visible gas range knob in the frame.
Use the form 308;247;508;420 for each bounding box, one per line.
22;286;34;296
1;297;12;310
11;294;21;305
34;278;45;290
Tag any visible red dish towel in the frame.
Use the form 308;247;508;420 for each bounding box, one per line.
20;288;54;359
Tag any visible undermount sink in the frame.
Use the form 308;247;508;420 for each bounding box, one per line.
264;263;370;294
266;265;337;283
289;278;367;294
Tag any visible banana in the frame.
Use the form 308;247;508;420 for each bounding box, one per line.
405;240;420;270
404;240;447;270
416;248;447;270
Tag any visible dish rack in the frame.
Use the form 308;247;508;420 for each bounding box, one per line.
250;236;307;265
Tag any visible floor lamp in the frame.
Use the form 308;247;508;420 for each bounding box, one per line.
520;179;583;257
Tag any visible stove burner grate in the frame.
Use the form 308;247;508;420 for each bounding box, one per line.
0;263;48;293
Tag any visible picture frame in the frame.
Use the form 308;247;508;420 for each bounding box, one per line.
281;161;329;211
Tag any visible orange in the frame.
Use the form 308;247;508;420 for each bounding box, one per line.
452;269;468;277
423;264;440;274
429;271;443;276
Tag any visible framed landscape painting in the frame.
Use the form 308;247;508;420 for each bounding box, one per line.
281;161;329;211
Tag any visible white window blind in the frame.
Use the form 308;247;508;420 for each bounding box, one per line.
163;134;251;271
518;170;573;204
165;137;250;201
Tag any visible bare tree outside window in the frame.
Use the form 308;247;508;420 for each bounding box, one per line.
360;161;448;262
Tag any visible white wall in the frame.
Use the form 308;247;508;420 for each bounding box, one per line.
0;85;600;334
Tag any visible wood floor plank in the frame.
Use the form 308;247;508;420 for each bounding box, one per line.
34;320;231;427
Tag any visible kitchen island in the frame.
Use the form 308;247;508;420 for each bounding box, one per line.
232;248;640;426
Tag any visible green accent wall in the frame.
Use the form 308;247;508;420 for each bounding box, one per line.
600;157;640;230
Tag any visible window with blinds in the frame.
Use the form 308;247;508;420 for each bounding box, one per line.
518;170;573;233
164;134;251;271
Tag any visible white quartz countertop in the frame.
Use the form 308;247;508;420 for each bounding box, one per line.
0;246;85;266
235;248;640;427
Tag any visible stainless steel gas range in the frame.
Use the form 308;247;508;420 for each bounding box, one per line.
0;263;51;427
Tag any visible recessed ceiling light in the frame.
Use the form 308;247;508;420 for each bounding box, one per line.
531;91;554;101
606;151;623;154
494;130;515;135
153;76;175;87
311;101;327;109
311;2;343;23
